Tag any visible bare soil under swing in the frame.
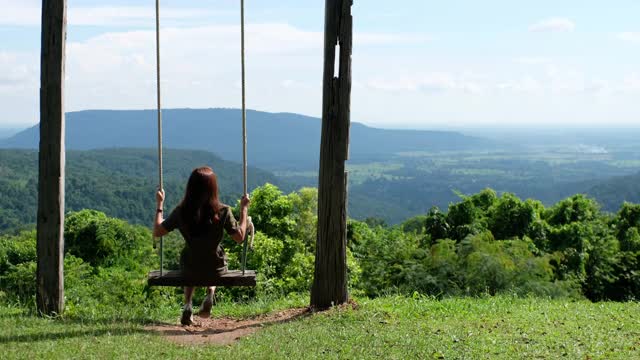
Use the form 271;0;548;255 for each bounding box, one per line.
146;308;310;346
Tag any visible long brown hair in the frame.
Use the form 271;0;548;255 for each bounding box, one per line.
180;166;223;233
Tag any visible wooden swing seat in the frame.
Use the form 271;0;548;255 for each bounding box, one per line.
148;269;256;287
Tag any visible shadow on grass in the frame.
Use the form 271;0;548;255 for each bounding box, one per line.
59;315;166;326
159;309;311;337
147;308;313;345
0;326;147;344
0;312;23;320
1;309;312;345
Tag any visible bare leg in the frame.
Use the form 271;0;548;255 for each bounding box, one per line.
199;286;216;318
184;286;195;309
181;286;195;325
206;286;216;301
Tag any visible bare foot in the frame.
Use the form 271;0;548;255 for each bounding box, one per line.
198;298;214;318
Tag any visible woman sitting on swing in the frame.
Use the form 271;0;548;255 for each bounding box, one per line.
153;166;251;325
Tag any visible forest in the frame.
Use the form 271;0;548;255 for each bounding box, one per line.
2;182;639;309
4;147;640;231
1;145;639;305
0;149;287;232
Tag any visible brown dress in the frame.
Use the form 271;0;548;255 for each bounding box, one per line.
162;205;239;276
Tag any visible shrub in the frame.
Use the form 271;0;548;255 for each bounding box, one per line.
1;261;36;303
247;183;296;239
545;194;600;226
488;194;537;240
0;230;37;275
425;207;449;242
65;210;155;269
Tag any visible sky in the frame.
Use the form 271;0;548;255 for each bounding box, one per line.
1;0;640;129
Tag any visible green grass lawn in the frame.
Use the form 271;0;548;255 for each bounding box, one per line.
1;296;639;359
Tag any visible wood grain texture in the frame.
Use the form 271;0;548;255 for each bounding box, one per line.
311;0;353;309
148;270;257;287
36;0;67;316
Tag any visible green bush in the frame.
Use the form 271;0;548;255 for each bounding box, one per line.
425;207;449;243
1;261;36;303
3;184;640;312
0;230;38;303
352;190;633;301
65;210;155;269
487;194;537;240
247;183;296;239
546;194;600;226
0;230;37;275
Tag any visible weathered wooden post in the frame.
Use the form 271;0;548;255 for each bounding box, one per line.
311;0;353;309
37;0;67;315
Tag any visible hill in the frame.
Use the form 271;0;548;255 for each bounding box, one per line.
0;148;286;232
0;128;23;140
0;108;499;170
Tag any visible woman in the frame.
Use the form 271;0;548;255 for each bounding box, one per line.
153;166;250;325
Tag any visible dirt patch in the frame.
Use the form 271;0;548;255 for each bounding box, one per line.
147;308;310;346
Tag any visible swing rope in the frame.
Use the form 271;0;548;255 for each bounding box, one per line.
155;0;164;276
154;0;253;277
241;0;247;196
240;0;251;276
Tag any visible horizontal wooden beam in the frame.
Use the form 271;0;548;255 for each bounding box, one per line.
148;270;257;287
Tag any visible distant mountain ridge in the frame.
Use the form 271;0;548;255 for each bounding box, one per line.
0;128;23;140
0;108;499;170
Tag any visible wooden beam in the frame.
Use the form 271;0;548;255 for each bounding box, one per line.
311;0;353;309
148;270;257;287
37;0;67;316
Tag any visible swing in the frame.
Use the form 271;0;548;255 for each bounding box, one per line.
147;0;256;287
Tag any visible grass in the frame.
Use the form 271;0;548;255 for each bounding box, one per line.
1;295;639;359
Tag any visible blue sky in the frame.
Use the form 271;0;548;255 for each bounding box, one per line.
1;0;640;129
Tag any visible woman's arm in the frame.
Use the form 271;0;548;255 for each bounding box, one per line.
153;188;169;238
231;194;251;244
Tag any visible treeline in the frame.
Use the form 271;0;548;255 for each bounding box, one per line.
361;189;640;301
5;148;640;229
0;149;287;233
1;185;638;312
345;156;640;224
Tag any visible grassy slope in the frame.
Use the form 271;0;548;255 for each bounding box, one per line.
1;296;639;359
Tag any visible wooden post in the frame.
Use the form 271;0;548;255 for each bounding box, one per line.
311;0;353;309
37;0;67;316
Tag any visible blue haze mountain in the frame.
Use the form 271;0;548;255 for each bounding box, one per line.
0;108;498;170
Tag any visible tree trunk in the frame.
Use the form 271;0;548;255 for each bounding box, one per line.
311;0;353;309
37;0;67;316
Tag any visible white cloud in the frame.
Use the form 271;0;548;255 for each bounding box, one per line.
0;1;227;27
529;18;575;33
69;7;229;27
2;4;639;128
515;57;552;65
0;52;37;91
0;17;432;125
0;50;39;123
497;76;543;94
617;32;640;43
280;79;312;89
355;33;430;45
62;24;322;112
583;80;610;97
367;73;483;94
623;73;640;91
0;0;39;26
60;23;425;115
